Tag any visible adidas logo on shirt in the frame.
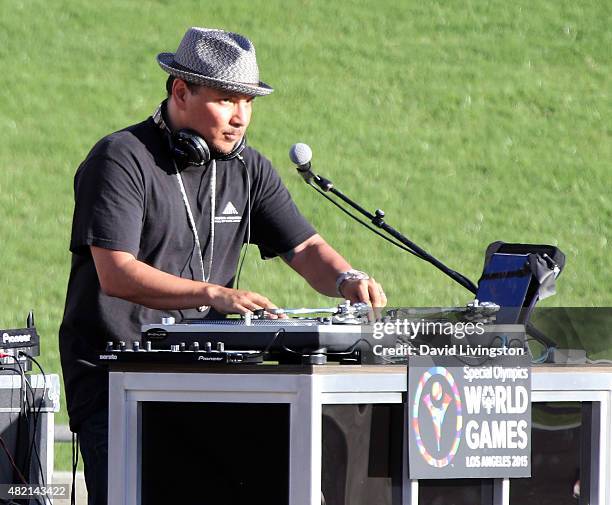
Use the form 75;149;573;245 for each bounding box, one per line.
222;201;239;215
215;201;242;223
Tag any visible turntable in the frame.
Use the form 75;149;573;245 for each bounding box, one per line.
141;301;371;364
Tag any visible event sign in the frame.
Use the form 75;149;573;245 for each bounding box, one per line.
406;326;531;479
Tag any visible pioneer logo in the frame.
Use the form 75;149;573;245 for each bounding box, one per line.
198;355;223;361
2;332;31;344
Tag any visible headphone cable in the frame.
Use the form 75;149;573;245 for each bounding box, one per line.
235;154;251;290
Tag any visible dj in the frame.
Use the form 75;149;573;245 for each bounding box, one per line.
59;27;386;504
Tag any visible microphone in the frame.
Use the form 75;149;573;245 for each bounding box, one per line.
289;143;333;190
289;143;313;181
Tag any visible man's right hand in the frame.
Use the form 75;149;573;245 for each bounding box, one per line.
91;246;280;315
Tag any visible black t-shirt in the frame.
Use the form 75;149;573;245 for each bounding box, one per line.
59;117;316;431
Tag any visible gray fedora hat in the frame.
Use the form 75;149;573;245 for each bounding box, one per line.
157;27;273;96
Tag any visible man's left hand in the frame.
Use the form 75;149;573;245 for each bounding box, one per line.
339;277;387;307
283;234;388;307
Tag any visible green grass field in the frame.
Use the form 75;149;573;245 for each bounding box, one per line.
0;0;610;470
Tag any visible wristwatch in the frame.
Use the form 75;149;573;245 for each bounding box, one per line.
335;269;370;297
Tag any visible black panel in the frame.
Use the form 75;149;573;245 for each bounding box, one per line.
510;402;583;505
141;402;289;505
321;404;404;505
418;478;494;505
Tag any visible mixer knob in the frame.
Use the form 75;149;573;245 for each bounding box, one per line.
162;317;176;325
170;344;180;352
191;341;200;352
179;342;186;352
119;341;126;351
132;341;140;352
106;342;114;352
216;342;225;352
145;341;152;352
205;342;212;352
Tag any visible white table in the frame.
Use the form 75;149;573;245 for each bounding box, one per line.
108;365;612;505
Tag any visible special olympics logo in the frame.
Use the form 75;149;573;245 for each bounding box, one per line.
412;366;463;467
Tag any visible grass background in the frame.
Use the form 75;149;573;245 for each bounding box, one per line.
0;0;610;470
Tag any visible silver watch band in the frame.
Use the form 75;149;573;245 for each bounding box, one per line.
335;269;370;297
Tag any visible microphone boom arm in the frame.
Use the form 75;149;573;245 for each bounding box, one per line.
302;169;478;295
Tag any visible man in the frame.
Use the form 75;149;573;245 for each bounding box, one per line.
59;27;385;504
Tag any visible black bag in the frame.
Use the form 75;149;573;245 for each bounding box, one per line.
477;241;566;324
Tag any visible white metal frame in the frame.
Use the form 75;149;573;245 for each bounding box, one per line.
108;366;612;505
0;374;60;486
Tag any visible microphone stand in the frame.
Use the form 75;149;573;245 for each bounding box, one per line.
298;167;478;295
298;165;563;359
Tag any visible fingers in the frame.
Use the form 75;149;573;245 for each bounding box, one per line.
353;281;371;305
340;278;387;307
368;278;387;307
234;292;278;315
206;286;279;316
248;296;286;319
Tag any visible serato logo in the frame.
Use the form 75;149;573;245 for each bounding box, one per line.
412;366;463;467
215;201;242;223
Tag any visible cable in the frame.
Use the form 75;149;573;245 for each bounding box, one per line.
0;365;26;491
19;353;49;503
20;379;49;505
235;240;250;291
526;338;555;364
4;354;50;505
339;336;411;365
587;358;612;365
0;360;46;505
262;328;285;357
5;357;29;488
235;154;252;290
22;380;40;474
308;182;422;257
0;366;24;424
279;337;385;362
0;435;28;484
11;357;33;482
4;356;27;411
447;333;530;367
71;433;79;505
307;179;478;294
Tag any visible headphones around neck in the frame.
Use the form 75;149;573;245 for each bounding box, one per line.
171;129;247;167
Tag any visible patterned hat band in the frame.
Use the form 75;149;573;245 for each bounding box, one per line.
157;27;273;97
